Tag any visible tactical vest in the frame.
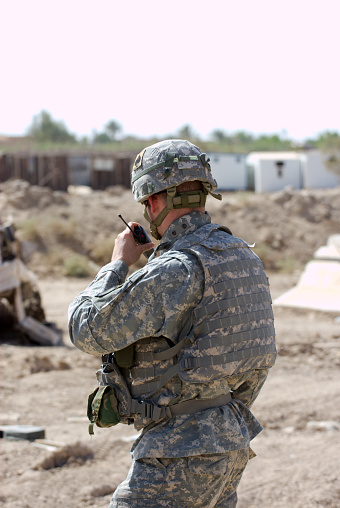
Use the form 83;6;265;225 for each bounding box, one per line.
99;224;276;427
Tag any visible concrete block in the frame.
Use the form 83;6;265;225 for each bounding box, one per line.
0;425;45;440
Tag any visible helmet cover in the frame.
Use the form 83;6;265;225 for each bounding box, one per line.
131;139;218;202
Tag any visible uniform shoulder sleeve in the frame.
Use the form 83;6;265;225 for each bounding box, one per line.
69;250;204;354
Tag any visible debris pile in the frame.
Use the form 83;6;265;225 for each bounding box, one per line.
0;220;62;345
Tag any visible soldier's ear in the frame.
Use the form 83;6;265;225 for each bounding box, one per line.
148;195;160;215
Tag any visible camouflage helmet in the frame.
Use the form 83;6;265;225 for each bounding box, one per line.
131;139;218;202
131;140;222;239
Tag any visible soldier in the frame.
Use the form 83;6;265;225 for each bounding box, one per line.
68;139;276;507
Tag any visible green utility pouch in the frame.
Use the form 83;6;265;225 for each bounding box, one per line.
87;385;121;435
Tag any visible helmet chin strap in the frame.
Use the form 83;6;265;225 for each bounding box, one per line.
143;205;164;240
143;185;219;240
143;187;176;240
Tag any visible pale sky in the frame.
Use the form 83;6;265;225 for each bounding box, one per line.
1;0;339;141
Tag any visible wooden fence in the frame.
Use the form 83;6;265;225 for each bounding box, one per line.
0;151;135;191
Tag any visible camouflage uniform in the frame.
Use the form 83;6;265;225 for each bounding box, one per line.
69;210;276;507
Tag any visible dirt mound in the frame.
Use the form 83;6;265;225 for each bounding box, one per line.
24;354;71;374
1;179;67;209
1;180;339;276
34;442;94;470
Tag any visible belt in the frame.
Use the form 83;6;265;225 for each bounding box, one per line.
131;393;232;421
167;392;232;417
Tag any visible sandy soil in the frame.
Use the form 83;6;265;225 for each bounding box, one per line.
1;182;340;507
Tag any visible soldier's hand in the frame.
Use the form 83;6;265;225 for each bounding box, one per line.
111;222;154;267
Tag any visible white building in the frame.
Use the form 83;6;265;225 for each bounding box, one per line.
207;152;247;190
299;150;339;189
246;152;303;193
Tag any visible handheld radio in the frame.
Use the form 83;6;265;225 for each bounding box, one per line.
118;214;154;258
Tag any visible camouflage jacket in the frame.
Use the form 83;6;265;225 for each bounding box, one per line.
69;211;275;459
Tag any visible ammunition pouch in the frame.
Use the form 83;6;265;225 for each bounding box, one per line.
87;352;134;434
87;385;120;435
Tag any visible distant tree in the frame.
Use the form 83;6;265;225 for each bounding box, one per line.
104;119;122;140
27;110;76;142
92;132;112;144
303;138;317;149
316;131;340;176
253;134;292;151
233;131;254;145
79;135;89;145
211;129;230;143
92;119;122;144
177;124;194;140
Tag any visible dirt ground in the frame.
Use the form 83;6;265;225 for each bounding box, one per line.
1;181;340;507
